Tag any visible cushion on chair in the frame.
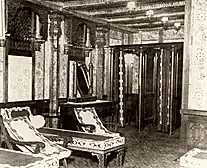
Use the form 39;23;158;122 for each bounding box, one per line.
30;115;45;129
0;107;71;160
74;107;120;137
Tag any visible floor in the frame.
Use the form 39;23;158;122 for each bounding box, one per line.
67;123;187;168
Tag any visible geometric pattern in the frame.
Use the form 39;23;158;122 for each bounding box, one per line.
67;124;185;168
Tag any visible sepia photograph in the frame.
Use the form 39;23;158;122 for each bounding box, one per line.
0;0;206;167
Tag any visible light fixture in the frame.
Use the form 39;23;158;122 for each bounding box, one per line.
161;17;169;30
174;22;181;31
161;17;168;23
127;1;136;11
146;10;154;18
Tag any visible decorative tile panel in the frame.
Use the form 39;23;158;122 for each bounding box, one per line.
8;56;32;102
187;0;207;110
132;33;141;44
132;55;139;94
35;49;44;100
0;48;3;102
59;21;68;98
44;41;50;99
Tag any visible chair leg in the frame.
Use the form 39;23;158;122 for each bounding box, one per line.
96;154;106;168
62;158;68;168
116;149;125;167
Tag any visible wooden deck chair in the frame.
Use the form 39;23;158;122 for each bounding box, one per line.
74;107;120;137
0;106;72;168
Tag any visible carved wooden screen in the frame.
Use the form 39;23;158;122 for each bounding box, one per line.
8;7;33;56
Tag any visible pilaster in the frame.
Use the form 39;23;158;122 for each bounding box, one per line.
48;13;63;128
181;0;207;149
95;26;108;99
0;0;7;103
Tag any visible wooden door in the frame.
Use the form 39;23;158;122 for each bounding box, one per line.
156;44;183;134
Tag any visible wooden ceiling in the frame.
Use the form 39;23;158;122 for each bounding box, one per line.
35;0;185;31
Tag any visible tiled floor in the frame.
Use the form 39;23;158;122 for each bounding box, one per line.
67;124;186;168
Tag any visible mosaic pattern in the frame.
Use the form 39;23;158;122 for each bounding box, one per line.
188;0;207;110
8;56;32;101
35;50;44;100
68;136;125;151
132;55;139;94
0;47;4;102
59;21;68;98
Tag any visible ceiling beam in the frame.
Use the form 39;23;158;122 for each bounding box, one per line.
124;19;184;29
25;0;138;32
107;12;184;24
75;1;185;17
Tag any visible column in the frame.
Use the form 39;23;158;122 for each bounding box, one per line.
181;0;207;149
95;27;108;99
48;14;63;128
0;0;7;103
34;14;45;100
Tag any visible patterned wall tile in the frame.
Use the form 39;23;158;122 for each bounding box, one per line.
8;56;32;101
132;55;139;94
0;48;3;102
59;21;68;98
68;61;74;98
35;49;44;100
187;0;207;110
44;40;51;100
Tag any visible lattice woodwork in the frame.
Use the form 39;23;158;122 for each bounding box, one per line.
8;7;33;53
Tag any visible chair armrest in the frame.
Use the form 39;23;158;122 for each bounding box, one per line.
102;122;120;132
6;134;45;154
38;127;73;147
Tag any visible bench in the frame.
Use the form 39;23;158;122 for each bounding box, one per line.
180;148;207;168
39;127;125;168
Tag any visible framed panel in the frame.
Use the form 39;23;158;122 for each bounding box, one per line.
8;55;32;101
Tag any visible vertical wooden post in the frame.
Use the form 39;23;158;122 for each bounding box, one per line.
153;51;158;126
138;47;143;131
89;52;93;96
95;27;108;99
72;61;77;97
119;49;124;127
0;0;7;103
109;48;114;101
49;14;63;128
169;45;175;135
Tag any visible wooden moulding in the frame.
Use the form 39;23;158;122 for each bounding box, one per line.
180;108;207;150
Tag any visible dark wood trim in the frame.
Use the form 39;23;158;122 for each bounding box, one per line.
180;108;207;116
3;38;9;103
8;50;32;57
181;0;192;109
25;0;136;33
66;55;70;98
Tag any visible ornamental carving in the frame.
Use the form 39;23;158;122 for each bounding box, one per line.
96;27;108;47
189;123;205;146
49;14;63;38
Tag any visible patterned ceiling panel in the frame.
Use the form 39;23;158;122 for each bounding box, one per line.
27;0;185;31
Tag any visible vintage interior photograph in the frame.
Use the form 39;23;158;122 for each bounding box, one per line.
0;0;206;167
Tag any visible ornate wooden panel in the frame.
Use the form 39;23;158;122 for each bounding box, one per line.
8;7;33;54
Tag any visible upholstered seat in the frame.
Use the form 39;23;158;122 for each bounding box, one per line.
74;107;120;136
0;106;71;167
